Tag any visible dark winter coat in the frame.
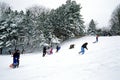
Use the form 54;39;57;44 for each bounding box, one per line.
42;46;47;57
43;46;47;53
82;43;88;50
56;45;61;52
69;44;75;49
13;50;20;66
13;50;20;59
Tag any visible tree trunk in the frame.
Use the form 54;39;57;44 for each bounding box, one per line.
0;48;2;54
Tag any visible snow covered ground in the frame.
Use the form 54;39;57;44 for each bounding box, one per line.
0;36;120;80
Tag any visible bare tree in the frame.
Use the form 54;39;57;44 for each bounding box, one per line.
0;2;10;15
26;5;50;18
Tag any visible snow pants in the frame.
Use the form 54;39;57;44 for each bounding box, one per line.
80;47;85;54
13;57;19;68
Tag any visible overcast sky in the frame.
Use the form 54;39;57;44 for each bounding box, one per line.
0;0;119;28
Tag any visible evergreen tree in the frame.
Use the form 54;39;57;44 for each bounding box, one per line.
20;10;35;50
110;4;120;35
13;10;26;48
87;19;97;35
52;0;84;40
0;7;18;49
28;7;51;45
0;1;85;54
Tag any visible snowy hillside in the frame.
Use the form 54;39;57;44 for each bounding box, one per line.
0;36;120;80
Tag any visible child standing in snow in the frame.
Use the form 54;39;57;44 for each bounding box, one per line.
10;49;20;68
56;45;61;52
49;47;53;54
42;46;47;57
79;42;88;55
14;50;20;67
47;46;53;55
93;35;99;43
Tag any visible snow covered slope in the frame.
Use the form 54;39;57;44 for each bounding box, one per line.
0;36;120;80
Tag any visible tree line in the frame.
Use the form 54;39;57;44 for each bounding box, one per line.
0;0;85;54
87;4;120;36
0;0;120;54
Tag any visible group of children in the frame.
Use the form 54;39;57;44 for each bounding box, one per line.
10;35;98;68
43;35;99;57
42;45;61;57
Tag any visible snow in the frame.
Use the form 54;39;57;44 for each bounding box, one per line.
0;36;120;80
0;26;5;29
10;30;17;34
0;35;6;39
0;42;4;45
51;38;60;44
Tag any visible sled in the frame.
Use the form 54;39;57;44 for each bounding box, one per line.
9;63;19;68
9;63;14;68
